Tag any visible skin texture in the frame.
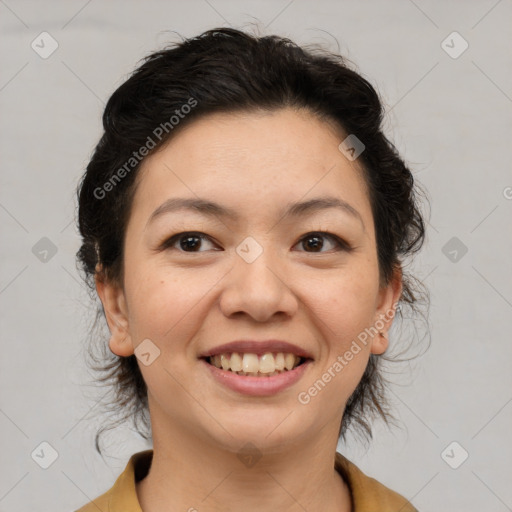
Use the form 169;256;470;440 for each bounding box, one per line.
96;108;402;511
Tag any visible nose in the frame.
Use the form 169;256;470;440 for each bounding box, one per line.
219;249;299;323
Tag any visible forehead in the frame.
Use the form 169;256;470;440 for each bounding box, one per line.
131;108;372;225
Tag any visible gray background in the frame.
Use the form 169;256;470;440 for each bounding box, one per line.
1;1;511;511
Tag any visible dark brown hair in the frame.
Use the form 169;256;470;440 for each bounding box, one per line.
76;27;428;454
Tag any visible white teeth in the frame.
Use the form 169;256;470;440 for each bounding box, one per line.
284;353;296;370
230;352;243;372
220;354;230;371
274;352;285;371
208;352;302;375
259;353;275;373
242;353;259;373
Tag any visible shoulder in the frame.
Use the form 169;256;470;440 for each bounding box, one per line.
74;450;153;512
335;452;418;512
75;490;110;512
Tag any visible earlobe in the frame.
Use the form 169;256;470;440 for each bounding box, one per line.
95;272;134;357
108;333;134;357
370;331;389;355
370;266;403;355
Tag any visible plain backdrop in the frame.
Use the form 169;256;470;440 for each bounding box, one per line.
1;1;511;511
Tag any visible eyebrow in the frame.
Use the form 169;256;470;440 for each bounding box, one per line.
146;196;364;229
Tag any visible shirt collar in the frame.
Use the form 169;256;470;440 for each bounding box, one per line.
106;449;416;512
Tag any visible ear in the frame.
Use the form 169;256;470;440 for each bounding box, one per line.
95;269;134;357
370;266;403;355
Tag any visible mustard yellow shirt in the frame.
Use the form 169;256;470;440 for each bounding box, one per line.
75;450;417;511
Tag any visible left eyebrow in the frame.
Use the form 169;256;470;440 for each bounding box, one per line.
281;196;364;228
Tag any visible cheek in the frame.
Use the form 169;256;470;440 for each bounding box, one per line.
296;266;379;407
304;265;380;342
123;260;213;346
298;274;377;414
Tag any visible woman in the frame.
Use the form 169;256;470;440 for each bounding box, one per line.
75;27;425;511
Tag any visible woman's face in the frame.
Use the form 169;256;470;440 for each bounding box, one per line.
98;108;401;454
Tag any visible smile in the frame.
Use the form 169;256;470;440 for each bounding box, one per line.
207;352;304;376
201;354;312;396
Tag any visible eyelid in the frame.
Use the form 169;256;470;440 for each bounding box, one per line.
295;231;353;253
158;231;220;252
159;230;353;253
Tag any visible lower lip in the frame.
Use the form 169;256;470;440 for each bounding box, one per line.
201;359;312;396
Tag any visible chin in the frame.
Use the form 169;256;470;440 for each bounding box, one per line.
199;406;313;454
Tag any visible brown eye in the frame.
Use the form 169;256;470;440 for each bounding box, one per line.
295;232;351;253
161;232;219;252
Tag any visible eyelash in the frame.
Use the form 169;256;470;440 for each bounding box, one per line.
159;231;353;254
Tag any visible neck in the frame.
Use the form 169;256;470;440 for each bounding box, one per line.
136;418;352;512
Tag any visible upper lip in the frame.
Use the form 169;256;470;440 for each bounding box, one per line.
199;340;314;360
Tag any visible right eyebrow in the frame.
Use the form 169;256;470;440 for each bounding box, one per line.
146;198;240;229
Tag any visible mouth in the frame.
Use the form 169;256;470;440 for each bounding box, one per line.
200;353;312;396
201;352;309;377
